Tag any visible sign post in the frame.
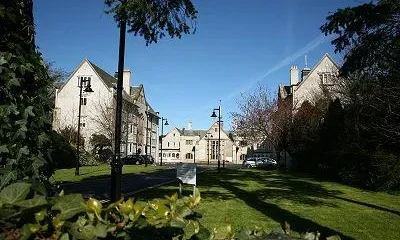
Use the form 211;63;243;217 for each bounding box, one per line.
176;163;197;198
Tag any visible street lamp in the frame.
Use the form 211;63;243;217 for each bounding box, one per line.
211;105;221;173
160;117;169;166
75;77;94;176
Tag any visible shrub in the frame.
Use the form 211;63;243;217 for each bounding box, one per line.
49;130;76;170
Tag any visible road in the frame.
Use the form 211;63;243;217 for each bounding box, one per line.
60;167;178;200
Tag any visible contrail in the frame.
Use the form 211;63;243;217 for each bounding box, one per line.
225;34;327;101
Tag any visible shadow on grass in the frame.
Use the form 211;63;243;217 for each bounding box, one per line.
329;194;400;217
134;168;354;239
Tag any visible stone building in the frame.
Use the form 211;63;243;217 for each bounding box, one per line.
53;59;159;160
278;53;340;108
159;121;248;164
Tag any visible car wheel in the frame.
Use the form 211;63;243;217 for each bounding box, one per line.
246;164;252;168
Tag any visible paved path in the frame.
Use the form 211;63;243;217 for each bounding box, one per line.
60;167;178;200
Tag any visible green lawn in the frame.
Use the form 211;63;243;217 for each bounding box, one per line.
52;164;163;183
133;168;400;240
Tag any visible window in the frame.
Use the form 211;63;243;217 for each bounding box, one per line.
185;153;193;159
211;140;219;159
321;73;328;84
163;153;166;157
186;140;193;145
174;142;175;147
173;133;175;137
79;76;91;87
214;128;217;132
168;153;171;157
80;122;86;127
80;97;87;105
168;142;170;147
176;153;180;158
159;153;162;157
130;125;133;133
172;153;175;158
129;143;132;152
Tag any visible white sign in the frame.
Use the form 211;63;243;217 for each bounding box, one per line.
176;163;196;185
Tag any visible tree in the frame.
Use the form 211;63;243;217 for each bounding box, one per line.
105;0;198;45
231;86;277;147
0;0;54;189
231;85;295;165
321;0;400;151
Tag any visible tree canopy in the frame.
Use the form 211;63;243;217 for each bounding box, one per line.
105;0;198;45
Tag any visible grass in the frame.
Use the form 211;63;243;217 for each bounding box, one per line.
133;168;400;240
52;164;163;183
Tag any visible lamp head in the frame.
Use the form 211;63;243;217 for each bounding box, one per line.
210;111;217;118
164;119;169;126
84;84;94;93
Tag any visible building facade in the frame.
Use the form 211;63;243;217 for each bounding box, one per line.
278;53;340;108
159;122;248;164
53;59;159;160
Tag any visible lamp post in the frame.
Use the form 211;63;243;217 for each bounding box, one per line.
160;117;169;166
75;77;94;176
211;105;221;173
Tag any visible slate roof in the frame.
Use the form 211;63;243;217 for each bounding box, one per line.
88;60;117;88
178;129;208;138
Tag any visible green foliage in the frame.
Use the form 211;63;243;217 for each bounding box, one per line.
48;130;76;170
90;134;113;162
0;182;207;240
105;0;198;45
0;181;341;240
0;0;54;189
79;149;101;167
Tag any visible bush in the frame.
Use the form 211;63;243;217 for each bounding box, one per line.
49;131;76;170
79;149;101;167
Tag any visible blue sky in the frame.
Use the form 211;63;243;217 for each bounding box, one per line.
34;0;365;133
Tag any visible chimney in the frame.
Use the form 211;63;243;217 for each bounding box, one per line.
123;69;131;94
290;65;299;86
301;67;311;81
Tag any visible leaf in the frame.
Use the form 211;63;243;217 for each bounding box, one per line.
14;195;47;208
93;223;108;238
0;171;16;191
0;145;9;154
24;106;35;118
52;194;85;220
69;222;97;240
0;182;31;204
59;233;70;240
170;216;186;229
327;236;341;240
16;146;30;160
18;224;34;240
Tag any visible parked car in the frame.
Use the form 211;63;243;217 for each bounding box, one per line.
258;157;278;169
242;157;260;168
142;155;155;165
122;155;144;165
